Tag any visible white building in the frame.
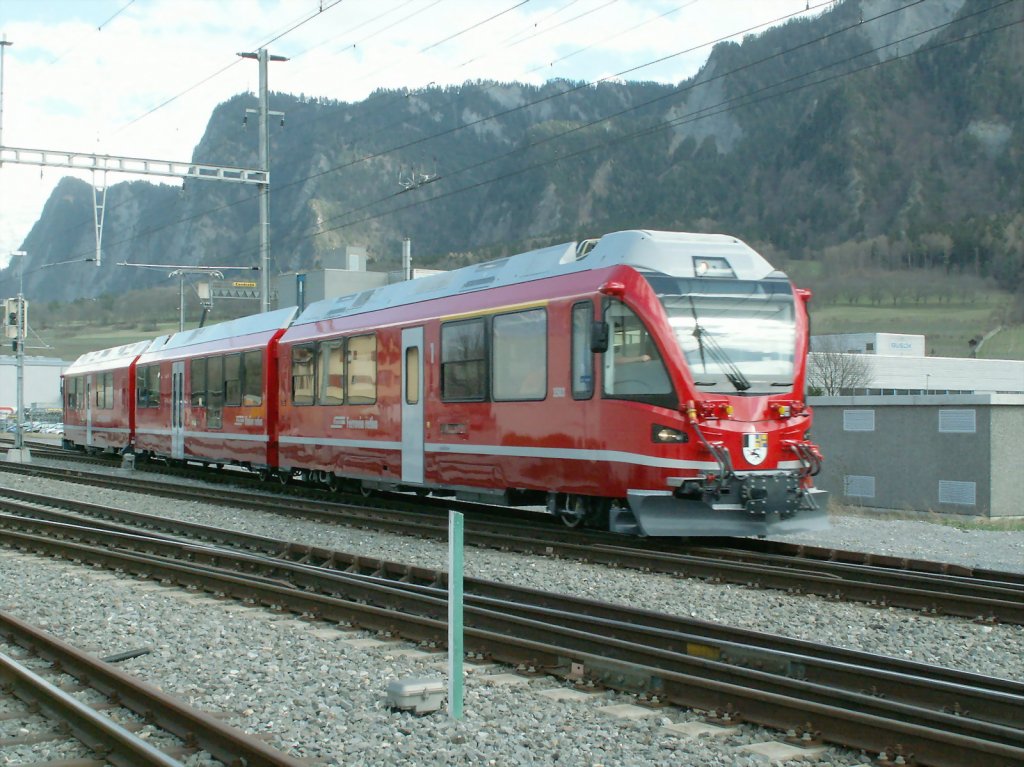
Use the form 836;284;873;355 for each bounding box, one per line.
0;355;68;416
809;333;1023;395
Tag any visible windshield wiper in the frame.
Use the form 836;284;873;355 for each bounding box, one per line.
689;298;751;392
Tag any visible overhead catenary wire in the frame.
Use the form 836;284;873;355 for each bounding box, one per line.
18;0;786;258
10;1;1011;279
57;1;1014;276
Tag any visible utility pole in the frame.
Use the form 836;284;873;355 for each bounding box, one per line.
0;36;12;168
7;250;28;463
238;48;287;313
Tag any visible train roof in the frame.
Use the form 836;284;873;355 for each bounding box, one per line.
144;306;299;356
294;230;779;326
64;338;155;374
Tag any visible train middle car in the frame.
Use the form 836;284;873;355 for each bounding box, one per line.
132;308;297;471
275;229;828;536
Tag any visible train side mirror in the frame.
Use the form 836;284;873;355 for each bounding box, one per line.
590;321;609;353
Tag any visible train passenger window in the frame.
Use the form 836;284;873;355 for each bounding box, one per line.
101;372;113;410
242;351;263;406
136;365;161;409
441;319;487;402
224;353;242;407
347;334;377;405
291;345;315;405
318;340;345;406
207;356;224;428
405;346;420;405
492;309;546;401
571;302;595;399
94;377;102;409
190;358;207;408
602;302;672;399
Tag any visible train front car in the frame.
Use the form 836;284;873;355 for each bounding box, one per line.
591;231;828;537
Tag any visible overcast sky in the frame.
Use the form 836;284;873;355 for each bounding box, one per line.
0;0;824;268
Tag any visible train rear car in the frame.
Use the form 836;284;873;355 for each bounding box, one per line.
62;340;153;454
133;308;296;471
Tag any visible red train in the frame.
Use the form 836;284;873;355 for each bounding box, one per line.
63;230;828;537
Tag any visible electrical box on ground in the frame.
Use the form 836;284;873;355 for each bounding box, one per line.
386;676;446;714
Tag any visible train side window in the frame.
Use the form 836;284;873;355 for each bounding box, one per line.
318;339;345;405
224;353;242;407
291;345;315;405
190;358;207;408
102;372;113;410
66;377;75;410
492;308;546;401
347;334;377;405
94;376;102;409
207;356;224;428
242;351;263;406
147;366;161;409
441;318;487;402
136;365;160;408
571;302;595;399
602;301;672;399
405;346;420;405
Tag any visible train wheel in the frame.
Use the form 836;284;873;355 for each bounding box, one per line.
558;495;611;530
322;472;339;492
277;470;292;485
359;481;375;498
558;496;587;528
255;468;270;482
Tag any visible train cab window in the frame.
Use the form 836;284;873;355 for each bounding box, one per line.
347;334;377;405
441;318;487;402
207;356;224;428
291;345;315;405
318;340;345;405
65;377;76;410
571;302;595;399
224;354;242;407
602;302;672;400
242;351;263;406
492;308;546;401
190;358;207;408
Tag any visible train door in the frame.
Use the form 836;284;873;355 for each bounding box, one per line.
85;375;93;447
401;327;425;484
171;361;185;460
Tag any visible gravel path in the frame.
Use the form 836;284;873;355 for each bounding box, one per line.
0;466;1021;766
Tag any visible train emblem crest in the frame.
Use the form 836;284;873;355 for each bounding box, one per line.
742;433;768;465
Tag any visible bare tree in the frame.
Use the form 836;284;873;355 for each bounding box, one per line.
807;338;874;396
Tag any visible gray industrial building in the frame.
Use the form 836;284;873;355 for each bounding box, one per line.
809;394;1023;519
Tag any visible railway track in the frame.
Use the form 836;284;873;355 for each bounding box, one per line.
2;458;1022;624
0;493;1021;767
0;609;309;766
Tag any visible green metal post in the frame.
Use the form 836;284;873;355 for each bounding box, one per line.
448;510;464;719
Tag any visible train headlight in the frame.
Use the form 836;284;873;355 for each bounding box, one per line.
652;425;688;443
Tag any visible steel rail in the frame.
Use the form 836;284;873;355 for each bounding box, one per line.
0;610;310;767
0;519;1021;767
1;491;1021;706
2;461;1022;621
0;647;185;767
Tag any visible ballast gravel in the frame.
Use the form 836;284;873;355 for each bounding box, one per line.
0;466;1021;766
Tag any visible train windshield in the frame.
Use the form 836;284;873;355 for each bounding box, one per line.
654;278;796;394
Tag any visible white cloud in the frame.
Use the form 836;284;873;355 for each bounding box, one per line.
0;0;820;267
